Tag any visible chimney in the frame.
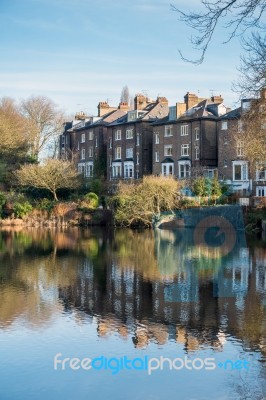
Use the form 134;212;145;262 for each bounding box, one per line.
156;96;168;106
118;102;130;111
210;95;223;103
176;102;186;117
97;101;117;117
75;111;86;120
134;94;148;110
184;92;199;110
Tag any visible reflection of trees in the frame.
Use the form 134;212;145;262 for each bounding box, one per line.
0;227;265;362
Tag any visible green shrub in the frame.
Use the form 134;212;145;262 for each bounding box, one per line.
83;192;99;209
36;198;55;214
13;201;33;218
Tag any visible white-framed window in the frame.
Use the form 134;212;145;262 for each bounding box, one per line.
115;147;121;159
155;133;159;144
233;161;248;181
109;156;112;167
109;138;112;148
178;161;191;179
164;145;173;156
195;146;199;160
85;162;93;177
126;147;133;158
89;131;93;140
112;162;122;178
126;128;133;139
81;148;85;159
181;144;189;156
95;137;98;147
115;130;121;140
221;121;228;130
136;152;139;165
155;151;159;162
204;169;215;178
165;125;173;137
136;133;140;146
256;164;266;181
195;128;199;140
181;125;188;136
124;161;134;178
256;186;266;196
78;163;85;175
162;163;174;176
77;141;80;150
88;147;93;157
81;133;85;143
237;141;244;156
238;120;243;133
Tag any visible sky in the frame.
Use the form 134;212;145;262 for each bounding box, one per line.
0;0;247;116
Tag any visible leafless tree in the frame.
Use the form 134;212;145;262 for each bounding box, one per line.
120;85;130;104
171;0;266;64
15;159;81;201
20;95;65;160
234;33;266;96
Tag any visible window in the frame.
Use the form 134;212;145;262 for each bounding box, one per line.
65;136;67;145
221;121;228;130
81;148;85;159
164;145;173;156
95;137;98;147
181;125;188;136
136;133;140;146
178;161;190;178
195;146;199;160
126;147;133;158
124;162;134;178
126;129;133;139
112;163;122;178
115;130;121;140
81;133;85;143
115;147;121;159
165;125;173;137
162;163;174;176
181;144;189;156
77;141;80;150
256;186;266;196
88;147;93;157
85;162;93;177
155;151;159;162
204;169;215;178
195;128;199;140
224;159;227;167
237;141;244;156
224;135;228;144
233;161;248;181
238;120;243;133
89;131;94;140
136;152;139;165
109;138;112;148
155;133;159;144
256;165;266;181
61;136;65;145
109;156;112;167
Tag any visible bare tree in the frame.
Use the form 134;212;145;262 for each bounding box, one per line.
171;0;266;64
15;159;81;201
120;85;130;104
20;95;65;160
234;33;266;96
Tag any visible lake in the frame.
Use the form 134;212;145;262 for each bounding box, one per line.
0;226;265;400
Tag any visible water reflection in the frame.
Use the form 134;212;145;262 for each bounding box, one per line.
0;227;265;398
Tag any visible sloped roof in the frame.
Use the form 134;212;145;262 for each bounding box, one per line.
220;107;241;119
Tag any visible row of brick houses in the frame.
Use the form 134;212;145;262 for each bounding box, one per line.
59;90;266;197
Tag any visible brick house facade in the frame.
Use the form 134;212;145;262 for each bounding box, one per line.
152;93;226;179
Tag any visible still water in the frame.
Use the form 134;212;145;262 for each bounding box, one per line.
0;227;265;400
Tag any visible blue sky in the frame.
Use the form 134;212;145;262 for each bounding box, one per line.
0;0;245;116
